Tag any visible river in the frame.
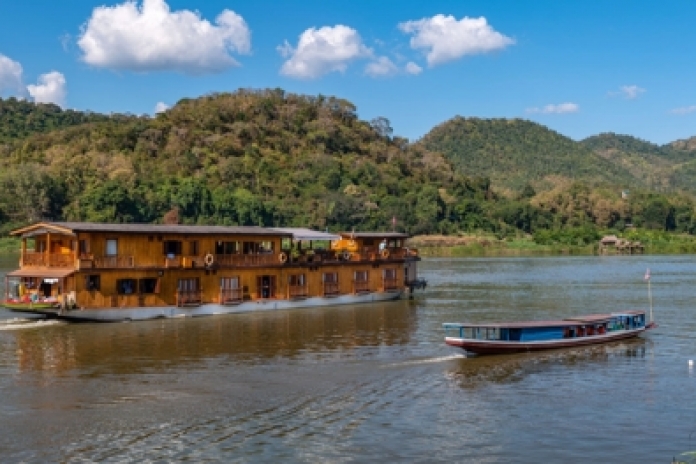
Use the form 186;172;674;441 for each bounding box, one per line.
0;253;693;462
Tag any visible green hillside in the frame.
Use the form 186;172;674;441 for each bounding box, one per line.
581;132;696;193
0;90;490;235
417;117;636;192
0;97;114;144
2;91;696;244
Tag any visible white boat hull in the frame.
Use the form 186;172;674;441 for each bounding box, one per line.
42;290;405;322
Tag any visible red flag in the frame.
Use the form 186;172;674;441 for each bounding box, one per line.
644;268;650;281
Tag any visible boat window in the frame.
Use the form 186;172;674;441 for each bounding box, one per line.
85;275;101;291
139;278;160;294
354;270;369;282
216;241;239;255
163;240;182;256
189;241;199;256
220;277;240;289
106;239;118;256
242;242;260;254
79;239;90;255
288;274;306;286
178;278;200;292
256;275;276;298
323;272;338;283
383;268;397;279
117;278;136;295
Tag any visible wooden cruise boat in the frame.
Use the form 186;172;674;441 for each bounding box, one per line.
2;222;424;322
443;311;656;355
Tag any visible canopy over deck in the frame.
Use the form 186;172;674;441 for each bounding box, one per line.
339;232;410;239
6;268;75;279
270;228;340;241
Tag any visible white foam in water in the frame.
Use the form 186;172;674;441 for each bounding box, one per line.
385;354;467;368
0;319;65;331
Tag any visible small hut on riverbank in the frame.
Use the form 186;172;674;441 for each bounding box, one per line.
599;235;644;255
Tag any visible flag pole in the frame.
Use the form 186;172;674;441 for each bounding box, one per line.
645;268;653;323
648;278;653;323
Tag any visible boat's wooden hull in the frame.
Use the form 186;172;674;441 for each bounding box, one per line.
2;302;59;313
445;327;649;355
4;290;404;322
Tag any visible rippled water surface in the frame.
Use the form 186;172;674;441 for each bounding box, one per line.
0;253;694;462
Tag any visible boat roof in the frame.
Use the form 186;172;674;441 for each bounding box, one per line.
11;222;293;237
270;228;340;241
443;311;646;329
339;232;410;239
6;268;75;278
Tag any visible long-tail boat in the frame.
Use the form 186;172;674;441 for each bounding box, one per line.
2;222;425;322
443;311;656;355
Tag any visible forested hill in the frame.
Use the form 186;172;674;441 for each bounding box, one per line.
0;98;115;144
580;133;696;193
417;117;637;193
0;90;490;235
3;91;696;241
418;117;696;195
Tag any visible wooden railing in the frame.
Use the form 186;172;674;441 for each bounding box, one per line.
78;292;161;308
93;255;135;269
164;256;182;268
288;284;308;299
220;288;243;305
177;290;202;307
323;282;340;296
22;252;76;268
353;280;370;294
214;254;279;267
383;277;399;291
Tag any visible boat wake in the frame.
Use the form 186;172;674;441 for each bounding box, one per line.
0;318;64;331
385;354;467;368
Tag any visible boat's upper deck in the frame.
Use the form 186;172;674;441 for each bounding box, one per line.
443;311;647;330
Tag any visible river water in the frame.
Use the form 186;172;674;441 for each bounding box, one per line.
0;253;693;463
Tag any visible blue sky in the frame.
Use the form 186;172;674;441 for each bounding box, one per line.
1;0;696;145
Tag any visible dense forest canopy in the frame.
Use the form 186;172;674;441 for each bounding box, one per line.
2;89;696;244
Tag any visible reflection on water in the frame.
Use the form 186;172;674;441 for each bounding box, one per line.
0;255;695;463
447;340;649;388
8;300;417;375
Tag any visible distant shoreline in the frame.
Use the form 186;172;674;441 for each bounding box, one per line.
406;234;696;256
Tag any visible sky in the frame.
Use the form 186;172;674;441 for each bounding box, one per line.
1;0;696;145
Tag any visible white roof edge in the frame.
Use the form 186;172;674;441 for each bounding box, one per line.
270;228;340;241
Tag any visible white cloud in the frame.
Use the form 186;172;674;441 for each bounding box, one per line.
609;85;645;99
0;54;25;95
671;105;696;115
78;0;251;74
365;56;398;77
526;103;579;114
405;61;422;75
154;101;169;113
27;72;67;107
279;25;371;79
398;14;514;67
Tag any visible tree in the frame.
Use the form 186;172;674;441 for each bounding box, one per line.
370;117;393;139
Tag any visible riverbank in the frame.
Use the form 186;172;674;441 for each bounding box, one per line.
407;232;696;256
406;235;594;257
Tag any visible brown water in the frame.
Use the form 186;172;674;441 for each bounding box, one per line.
0;253;694;462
